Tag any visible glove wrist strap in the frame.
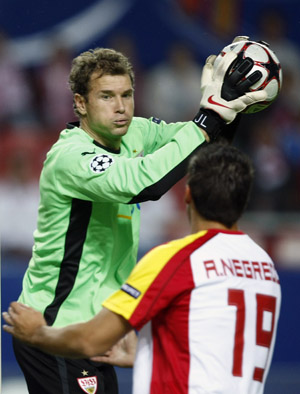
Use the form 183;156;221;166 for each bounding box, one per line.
193;108;226;141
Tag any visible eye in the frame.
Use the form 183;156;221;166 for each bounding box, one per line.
123;91;133;99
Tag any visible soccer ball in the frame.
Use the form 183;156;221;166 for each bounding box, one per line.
215;40;282;113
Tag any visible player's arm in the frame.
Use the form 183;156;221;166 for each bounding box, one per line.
90;329;137;367
58;120;207;204
58;40;267;204
3;302;132;359
137;117;209;155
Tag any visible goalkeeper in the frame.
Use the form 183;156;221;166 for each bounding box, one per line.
11;37;266;394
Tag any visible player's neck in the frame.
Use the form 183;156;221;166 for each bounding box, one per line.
190;215;238;233
80;121;122;150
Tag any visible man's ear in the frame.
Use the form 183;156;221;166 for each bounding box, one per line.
184;185;192;205
74;93;87;116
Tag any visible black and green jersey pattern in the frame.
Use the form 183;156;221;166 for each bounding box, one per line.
19;117;206;327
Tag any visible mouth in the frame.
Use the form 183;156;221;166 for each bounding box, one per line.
113;119;128;127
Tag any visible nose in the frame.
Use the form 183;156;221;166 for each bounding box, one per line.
115;96;125;113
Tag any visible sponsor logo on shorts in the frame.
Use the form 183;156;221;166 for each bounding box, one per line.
77;376;98;393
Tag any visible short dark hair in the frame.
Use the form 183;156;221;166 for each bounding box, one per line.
187;144;254;228
69;48;135;117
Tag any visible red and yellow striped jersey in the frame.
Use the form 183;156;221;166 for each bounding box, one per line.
103;229;281;394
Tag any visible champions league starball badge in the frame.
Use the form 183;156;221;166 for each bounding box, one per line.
90;154;114;173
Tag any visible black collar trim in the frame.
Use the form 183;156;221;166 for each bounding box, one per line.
66;121;121;154
67;121;79;129
93;140;120;154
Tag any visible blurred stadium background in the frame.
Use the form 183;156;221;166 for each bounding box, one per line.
1;0;300;392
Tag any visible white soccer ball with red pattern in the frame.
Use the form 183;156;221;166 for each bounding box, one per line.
215;40;282;113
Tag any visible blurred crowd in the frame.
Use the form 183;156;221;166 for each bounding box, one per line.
1;8;300;265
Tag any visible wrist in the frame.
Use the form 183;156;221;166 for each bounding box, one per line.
31;324;48;347
193;108;226;142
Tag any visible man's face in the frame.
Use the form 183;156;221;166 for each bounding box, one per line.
77;72;134;148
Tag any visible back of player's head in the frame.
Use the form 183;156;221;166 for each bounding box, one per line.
187;144;254;228
69;47;135;116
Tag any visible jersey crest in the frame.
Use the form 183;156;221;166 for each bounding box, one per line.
77;376;98;393
90;154;114;173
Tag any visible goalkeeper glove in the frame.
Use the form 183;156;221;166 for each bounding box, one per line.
193;49;267;141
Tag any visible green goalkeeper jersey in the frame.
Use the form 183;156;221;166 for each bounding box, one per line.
19;117;206;327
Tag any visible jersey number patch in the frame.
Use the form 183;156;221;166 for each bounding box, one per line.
228;289;277;382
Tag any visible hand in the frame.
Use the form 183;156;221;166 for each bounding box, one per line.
2;302;47;344
220;35;263;101
90;330;137;368
200;52;267;124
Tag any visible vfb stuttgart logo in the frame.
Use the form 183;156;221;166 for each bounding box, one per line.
90;154;114;173
77;376;98;393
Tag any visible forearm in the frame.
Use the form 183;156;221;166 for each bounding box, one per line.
3;303;132;360
34;311;131;359
90;329;138;367
144;118;209;153
128;121;207;203
32;322;100;359
129;140;208;203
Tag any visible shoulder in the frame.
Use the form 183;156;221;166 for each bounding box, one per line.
128;117;151;132
44;128;106;171
138;232;206;268
49;127;92;153
128;116;165;130
124;117;163;151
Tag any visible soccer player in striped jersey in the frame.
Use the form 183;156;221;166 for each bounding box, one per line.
4;143;281;394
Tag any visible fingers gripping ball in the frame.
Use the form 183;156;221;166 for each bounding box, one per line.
214;40;282;113
199;51;267;125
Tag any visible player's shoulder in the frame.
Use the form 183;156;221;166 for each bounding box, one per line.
48;126;102;158
143;232;207;262
242;233;274;260
122;116;165;149
49;125;90;150
43;127;111;177
133;232;207;279
129;116;166;130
